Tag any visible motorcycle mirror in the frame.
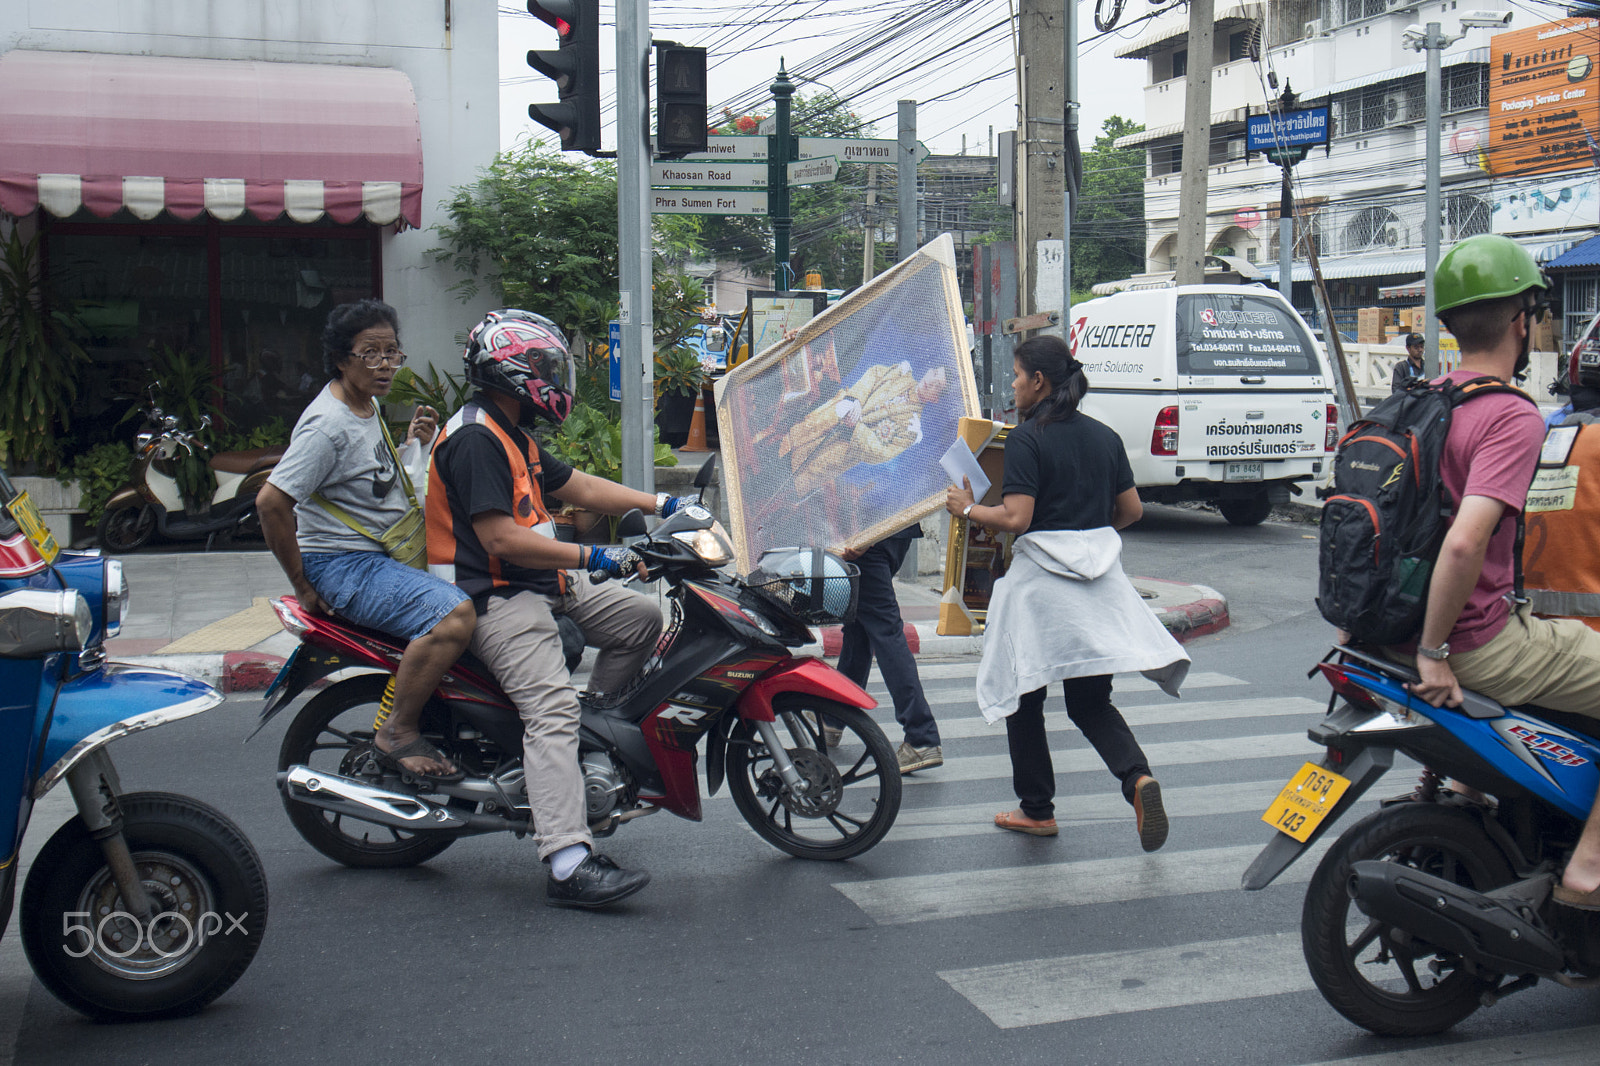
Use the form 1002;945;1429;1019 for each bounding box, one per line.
617;509;649;539
693;453;718;490
200;414;212;430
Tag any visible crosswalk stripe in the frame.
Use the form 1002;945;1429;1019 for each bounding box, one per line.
937;931;1310;1028
898;732;1318;786
834;839;1333;925
884;779;1286;842
925;697;1325;740
1291;1024;1600;1066
868;667;1245;690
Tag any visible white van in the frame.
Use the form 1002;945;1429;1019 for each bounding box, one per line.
1069;285;1338;526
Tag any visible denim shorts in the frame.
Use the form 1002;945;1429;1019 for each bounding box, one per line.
300;550;468;643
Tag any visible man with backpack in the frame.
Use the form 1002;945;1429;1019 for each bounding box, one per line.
1374;235;1600;909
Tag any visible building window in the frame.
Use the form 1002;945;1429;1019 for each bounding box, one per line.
1445;193;1490;240
1342;0;1386;23
1171;49;1187;79
1229;32;1249;62
1246;247;1258;263
1445;66;1488;112
1359;88;1387;132
1169;256;1178;270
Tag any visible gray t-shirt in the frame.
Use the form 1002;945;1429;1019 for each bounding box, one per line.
267;384;410;554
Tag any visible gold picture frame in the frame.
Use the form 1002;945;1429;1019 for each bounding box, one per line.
938;415;1014;635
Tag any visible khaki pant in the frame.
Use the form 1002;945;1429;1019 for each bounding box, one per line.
469;578;663;859
1440;604;1600;717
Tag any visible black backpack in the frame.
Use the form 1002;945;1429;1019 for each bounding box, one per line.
1316;375;1536;645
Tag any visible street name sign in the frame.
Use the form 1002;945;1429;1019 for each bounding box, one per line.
1246;107;1331;153
797;136;930;165
651;189;769;216
787;156;838;186
651;161;768;188
672;136;769;162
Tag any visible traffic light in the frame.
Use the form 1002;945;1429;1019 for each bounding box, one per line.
526;0;600;154
655;45;708;157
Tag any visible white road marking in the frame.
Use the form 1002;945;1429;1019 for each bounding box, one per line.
898;732;1319;786
925;697;1326;740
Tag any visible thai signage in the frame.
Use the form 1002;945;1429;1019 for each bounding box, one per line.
1488;18;1600;176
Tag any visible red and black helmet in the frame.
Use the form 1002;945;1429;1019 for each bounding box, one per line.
463;310;575;425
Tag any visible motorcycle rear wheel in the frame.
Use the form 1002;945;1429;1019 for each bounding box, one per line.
98;502;156;553
1301;802;1513;1036
278;674;459;868
726;697;901;860
19;792;268;1022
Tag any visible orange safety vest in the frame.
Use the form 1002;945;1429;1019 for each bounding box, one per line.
1523;417;1600;633
426;401;566;598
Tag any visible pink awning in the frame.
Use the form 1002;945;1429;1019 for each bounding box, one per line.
0;50;423;227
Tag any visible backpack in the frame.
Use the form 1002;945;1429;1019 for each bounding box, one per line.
1316;375;1537;645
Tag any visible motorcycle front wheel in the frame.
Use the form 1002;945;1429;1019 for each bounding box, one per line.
98;502;156;553
278;674;459;868
19;792;268;1022
726;696;901;860
1301;802;1513;1036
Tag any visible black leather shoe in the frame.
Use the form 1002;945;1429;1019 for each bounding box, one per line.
545;852;651;909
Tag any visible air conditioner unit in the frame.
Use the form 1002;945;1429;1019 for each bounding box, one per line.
1227;138;1246;160
1304;18;1326;37
1385;97;1400;122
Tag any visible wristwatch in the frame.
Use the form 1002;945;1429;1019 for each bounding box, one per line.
1418;642;1451;661
961;503;975;519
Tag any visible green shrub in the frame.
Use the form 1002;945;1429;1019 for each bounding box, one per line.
57;443;135;525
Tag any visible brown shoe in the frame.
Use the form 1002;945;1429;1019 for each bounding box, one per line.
994;809;1058;836
1133;776;1168;852
1553;882;1600;911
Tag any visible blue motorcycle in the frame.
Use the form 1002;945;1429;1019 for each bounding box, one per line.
0;466;266;1021
1245;645;1600;1036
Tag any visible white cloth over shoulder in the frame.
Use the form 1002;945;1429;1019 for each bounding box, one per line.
976;528;1190;722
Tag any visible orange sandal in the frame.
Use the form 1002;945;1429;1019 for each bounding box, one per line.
994;810;1058;836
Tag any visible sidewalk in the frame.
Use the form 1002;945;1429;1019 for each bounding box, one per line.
105;549;1229;691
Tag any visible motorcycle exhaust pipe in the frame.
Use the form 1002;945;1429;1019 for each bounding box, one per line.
1347;859;1564;975
277;765;528;836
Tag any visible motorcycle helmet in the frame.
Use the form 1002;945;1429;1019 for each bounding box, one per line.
463;309;576;426
1434;234;1549;316
751;547;859;625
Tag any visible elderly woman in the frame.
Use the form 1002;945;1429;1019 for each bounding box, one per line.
257;299;474;781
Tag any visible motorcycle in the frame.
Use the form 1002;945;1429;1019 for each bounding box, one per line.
99;389;283;552
254;459;902;866
0;465;267;1021
1244;645;1600;1036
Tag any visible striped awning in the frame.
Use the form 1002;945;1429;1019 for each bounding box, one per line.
1112;3;1260;59
1300;47;1489;100
0;50;423;227
1113;107;1252;149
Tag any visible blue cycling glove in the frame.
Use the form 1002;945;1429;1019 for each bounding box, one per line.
585;544;642;577
658;493;699;518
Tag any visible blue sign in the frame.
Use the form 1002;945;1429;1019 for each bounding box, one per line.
1246;106;1331;153
608;321;621;402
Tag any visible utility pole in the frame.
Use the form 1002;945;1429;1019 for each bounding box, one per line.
861;165;878;285
616;2;654;491
1061;0;1078;323
1173;0;1215;284
769;63;795;287
1016;0;1064;315
897;101;918;260
1421;23;1445;377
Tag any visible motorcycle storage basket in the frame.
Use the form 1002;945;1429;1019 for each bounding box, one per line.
747;550;860;625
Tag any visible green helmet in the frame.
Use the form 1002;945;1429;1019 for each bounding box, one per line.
1434;234;1549;315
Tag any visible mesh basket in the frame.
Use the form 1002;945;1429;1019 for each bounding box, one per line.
747;549;860;626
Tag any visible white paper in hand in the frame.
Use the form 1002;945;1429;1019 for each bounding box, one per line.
940;436;991;502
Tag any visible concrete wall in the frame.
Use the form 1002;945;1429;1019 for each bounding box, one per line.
0;0;500;378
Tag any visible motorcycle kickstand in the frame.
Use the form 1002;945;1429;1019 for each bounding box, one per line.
753;720;810;792
64;750;159;920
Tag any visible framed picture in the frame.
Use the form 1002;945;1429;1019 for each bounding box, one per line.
745;289;829;364
715;234;979;572
938;416;1013;636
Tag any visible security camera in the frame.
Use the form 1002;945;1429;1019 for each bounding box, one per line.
1459;10;1513;28
1401;24;1427;48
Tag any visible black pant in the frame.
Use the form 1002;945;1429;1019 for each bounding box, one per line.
836;537;940;748
1005;675;1151;820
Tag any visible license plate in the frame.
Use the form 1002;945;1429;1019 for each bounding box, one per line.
1261;762;1352;842
1225;461;1264;481
5;490;60;565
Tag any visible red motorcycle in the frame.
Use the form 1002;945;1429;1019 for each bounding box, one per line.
253;492;901;865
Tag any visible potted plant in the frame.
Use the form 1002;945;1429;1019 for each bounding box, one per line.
653;345;705;448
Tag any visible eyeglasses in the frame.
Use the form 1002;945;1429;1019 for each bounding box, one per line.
352;348;406;369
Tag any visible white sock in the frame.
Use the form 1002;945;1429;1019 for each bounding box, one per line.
550;844;590;881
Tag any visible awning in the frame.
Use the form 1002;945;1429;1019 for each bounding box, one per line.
1260;249;1429;284
1378;279;1426;300
1300;48;1489;100
1536;235;1594;267
1113;3;1260;59
0;50;423;227
1549;234;1600;269
1114;106;1251;149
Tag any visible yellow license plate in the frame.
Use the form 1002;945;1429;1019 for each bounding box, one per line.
1261;762;1351;842
5;491;59;565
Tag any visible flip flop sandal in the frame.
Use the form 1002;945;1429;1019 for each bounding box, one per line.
994;810;1058;836
372;736;466;784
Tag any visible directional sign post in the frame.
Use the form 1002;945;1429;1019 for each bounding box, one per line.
651;161;769;187
797;136;929;166
672;135;769;162
1246;106;1330;153
787;156;838;187
651;189;769;216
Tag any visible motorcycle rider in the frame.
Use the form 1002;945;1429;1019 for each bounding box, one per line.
1391;234;1600;909
425;309;696;909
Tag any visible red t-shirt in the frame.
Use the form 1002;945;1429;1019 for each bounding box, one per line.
1436;370;1544;651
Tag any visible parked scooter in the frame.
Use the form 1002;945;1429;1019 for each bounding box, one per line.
1244;646;1600;1036
99;389;283;552
0;466;267;1021
255;457;902;866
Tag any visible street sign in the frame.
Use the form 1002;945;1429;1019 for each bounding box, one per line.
672;135;769;162
1264;146;1309;166
1246;107;1331;153
651;189;769;215
651;161;768;188
608;320;621;402
787;156;838;186
797;136;930;165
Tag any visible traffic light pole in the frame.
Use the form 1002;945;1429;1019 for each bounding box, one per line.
617;2;654;491
770;64;794;286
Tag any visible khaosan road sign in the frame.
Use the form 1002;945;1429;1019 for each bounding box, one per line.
797;136;930;165
1246;106;1331;153
787;156;838;186
651;161;769;187
651;189;769;215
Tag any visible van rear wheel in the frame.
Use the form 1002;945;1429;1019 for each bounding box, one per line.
1219;493;1271;526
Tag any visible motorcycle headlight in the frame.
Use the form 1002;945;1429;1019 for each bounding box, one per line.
672;522;734;567
103;558;128;639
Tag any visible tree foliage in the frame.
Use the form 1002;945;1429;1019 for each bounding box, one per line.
1071;116;1146;292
